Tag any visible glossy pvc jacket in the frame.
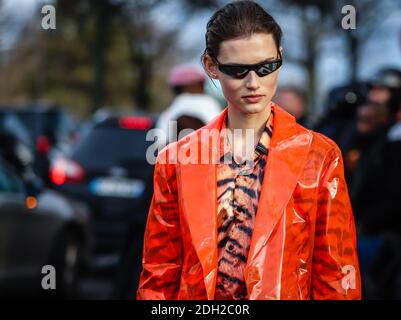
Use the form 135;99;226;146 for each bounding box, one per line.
137;104;361;300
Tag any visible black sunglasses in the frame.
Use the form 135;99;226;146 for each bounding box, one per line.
213;54;282;79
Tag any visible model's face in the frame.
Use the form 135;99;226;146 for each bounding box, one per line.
205;33;282;115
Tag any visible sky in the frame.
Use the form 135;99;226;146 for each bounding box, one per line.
1;0;40;48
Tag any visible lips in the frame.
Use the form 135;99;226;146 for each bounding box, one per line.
242;94;264;103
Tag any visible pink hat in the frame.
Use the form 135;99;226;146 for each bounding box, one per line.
168;65;206;87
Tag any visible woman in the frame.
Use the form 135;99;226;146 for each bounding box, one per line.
137;0;361;300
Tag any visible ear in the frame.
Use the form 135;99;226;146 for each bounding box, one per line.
279;46;283;58
202;54;219;79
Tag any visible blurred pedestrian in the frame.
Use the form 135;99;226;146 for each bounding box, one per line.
314;83;369;149
156;64;222;146
348;99;401;299
274;86;310;127
345;102;391;205
369;67;401;122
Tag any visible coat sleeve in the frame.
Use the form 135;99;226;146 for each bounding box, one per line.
136;158;183;300
311;145;362;299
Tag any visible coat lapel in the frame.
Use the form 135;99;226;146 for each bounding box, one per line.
179;110;227;300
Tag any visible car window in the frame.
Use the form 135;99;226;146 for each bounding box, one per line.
14;112;47;142
0;162;25;194
0;114;32;147
72;127;153;168
14;110;70;144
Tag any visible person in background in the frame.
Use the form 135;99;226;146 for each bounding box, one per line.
274;86;310;127
343;69;401;189
368;68;401;124
346;85;401;298
347;94;401;237
314;83;369;149
156;64;222;146
350;103;401;299
345;102;390;197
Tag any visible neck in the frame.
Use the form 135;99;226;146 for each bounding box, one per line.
225;103;272;163
227;102;272;137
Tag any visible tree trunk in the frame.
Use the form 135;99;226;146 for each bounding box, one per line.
346;31;358;84
132;52;152;111
91;3;110;113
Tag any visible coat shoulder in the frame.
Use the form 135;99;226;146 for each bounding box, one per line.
155;128;202;167
298;122;341;155
293;123;342;167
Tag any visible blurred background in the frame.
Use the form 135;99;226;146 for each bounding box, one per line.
0;0;401;299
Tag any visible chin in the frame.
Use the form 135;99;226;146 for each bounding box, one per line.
238;102;269;115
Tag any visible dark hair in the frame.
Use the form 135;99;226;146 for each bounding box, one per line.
204;0;283;59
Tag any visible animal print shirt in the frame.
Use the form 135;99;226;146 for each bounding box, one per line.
215;110;274;300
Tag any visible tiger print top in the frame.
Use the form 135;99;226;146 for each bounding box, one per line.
215;110;274;300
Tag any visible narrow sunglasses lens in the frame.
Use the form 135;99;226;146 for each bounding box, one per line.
220;66;249;78
256;61;282;76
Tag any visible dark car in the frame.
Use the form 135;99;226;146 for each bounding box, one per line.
0;104;77;183
49;113;157;267
0;111;33;149
0;131;92;299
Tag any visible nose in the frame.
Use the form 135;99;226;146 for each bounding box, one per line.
245;71;260;90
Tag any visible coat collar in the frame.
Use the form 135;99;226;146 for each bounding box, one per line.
178;103;313;299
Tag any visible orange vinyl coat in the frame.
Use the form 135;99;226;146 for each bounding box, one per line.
137;104;361;300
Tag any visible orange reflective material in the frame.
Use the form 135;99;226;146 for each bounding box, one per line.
137;104;361;300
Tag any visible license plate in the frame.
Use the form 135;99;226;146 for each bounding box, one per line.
89;177;145;198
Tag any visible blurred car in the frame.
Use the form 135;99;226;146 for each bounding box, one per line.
49;113;157;268
0;104;78;184
0;110;33;149
0;130;92;299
